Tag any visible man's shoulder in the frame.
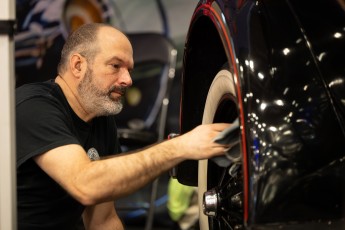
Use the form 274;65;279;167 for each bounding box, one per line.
16;80;62;105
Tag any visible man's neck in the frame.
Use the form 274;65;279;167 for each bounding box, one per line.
55;75;94;122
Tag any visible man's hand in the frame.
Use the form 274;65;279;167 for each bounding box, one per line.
172;123;232;160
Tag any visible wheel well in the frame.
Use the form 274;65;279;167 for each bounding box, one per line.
177;16;228;186
181;15;228;133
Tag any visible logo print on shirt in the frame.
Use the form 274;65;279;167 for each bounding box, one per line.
87;147;100;161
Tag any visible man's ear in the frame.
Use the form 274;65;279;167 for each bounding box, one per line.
70;53;85;78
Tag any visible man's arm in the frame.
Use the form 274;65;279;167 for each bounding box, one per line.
34;123;230;205
83;201;123;230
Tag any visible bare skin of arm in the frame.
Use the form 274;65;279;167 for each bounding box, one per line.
82;202;124;230
34;123;230;206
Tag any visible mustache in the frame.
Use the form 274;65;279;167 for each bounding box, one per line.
108;85;127;96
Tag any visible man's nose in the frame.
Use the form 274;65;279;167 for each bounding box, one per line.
120;69;132;87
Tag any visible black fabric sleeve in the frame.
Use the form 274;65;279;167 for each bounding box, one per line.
16;96;80;167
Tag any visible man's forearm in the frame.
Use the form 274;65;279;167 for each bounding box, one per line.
76;139;183;204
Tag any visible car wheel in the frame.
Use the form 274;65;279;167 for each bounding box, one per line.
199;65;243;230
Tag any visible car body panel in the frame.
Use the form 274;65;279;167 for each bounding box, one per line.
177;0;345;227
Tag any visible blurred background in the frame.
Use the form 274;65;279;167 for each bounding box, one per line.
14;0;198;229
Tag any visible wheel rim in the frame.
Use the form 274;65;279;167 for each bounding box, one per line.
199;68;243;230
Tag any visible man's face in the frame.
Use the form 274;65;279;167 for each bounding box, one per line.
77;27;134;117
77;65;126;116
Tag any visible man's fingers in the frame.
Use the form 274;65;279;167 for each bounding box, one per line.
209;122;233;131
212;118;240;145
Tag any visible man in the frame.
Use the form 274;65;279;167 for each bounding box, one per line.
16;23;230;229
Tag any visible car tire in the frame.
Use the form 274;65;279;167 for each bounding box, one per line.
199;65;243;230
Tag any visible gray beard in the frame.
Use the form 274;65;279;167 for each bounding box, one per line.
78;68;125;116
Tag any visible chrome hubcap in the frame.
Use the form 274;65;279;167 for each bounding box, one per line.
203;188;219;217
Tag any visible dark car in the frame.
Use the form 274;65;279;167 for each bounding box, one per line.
174;0;345;229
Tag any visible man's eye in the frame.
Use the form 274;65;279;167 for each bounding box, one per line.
112;64;120;69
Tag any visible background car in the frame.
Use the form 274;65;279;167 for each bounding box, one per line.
174;0;345;229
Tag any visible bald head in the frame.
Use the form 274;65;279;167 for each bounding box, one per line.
57;23;129;75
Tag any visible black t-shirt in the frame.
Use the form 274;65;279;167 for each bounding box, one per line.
16;80;121;229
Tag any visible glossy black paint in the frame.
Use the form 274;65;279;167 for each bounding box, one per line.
177;0;345;227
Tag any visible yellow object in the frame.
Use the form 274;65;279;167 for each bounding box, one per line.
167;178;195;221
126;87;142;106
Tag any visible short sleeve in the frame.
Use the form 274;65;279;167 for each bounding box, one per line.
16;96;79;167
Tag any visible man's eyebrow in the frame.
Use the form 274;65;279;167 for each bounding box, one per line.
108;56;123;63
108;56;134;69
